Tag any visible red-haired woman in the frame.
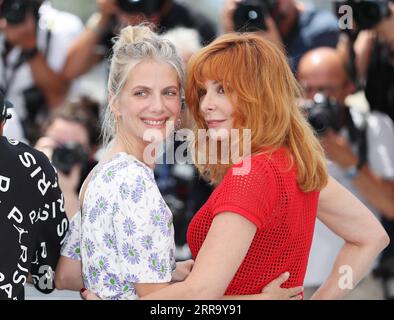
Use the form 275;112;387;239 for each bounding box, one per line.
82;33;389;300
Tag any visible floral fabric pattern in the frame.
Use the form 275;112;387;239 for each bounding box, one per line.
60;152;175;299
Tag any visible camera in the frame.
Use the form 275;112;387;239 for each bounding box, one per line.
302;93;342;135
0;0;41;25
232;0;277;32
334;0;392;30
116;0;165;16
52;142;88;175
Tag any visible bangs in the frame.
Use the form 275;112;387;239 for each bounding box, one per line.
191;50;230;91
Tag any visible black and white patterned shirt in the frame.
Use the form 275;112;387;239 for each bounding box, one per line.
0;136;68;300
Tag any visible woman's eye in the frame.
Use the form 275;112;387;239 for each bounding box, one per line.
134;90;146;97
198;89;206;97
165;90;178;96
218;86;225;94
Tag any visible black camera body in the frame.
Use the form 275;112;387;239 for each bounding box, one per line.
116;0;165;16
0;0;42;25
52;142;88;175
303;93;342;135
334;0;391;30
233;0;277;32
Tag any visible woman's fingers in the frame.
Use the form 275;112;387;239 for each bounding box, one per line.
80;288;101;300
290;294;303;300
287;286;304;297
263;272;290;291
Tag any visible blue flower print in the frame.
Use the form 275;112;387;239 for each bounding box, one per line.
150;210;162;226
84;238;96;258
160;215;173;237
119;182;130;200
156;259;168;280
140;235;153;250
125;274;140;283
130;176;146;203
87;266;101;285
112;202;120;215
102;167;116;183
122;274;139;295
122;243;140;264
96;196;109;215
67;243;81;260
115;161;128;171
148;253;160;272
97;256;110;271
103;273;121;292
88;206;98;223
123;218;136;236
103;233;116;250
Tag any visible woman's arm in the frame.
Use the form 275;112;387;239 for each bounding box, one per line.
55;256;83;291
81;213;259;299
136;212;258;299
311;176;390;300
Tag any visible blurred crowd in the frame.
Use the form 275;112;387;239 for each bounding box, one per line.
1;0;393;299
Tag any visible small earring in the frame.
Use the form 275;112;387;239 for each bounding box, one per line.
175;118;182;131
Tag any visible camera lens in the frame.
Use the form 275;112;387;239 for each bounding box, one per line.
52;142;88;175
233;2;267;32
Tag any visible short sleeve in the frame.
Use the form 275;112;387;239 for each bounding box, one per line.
212;157;278;230
60;211;82;261
112;166;175;284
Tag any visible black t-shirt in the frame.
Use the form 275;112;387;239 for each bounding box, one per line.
365;40;394;122
0;137;68;300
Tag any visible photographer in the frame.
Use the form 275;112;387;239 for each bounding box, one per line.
63;0;216;82
0;92;69;300
298;47;394;299
336;0;394;299
336;0;394;121
0;0;83;142
221;0;339;71
35;96;100;219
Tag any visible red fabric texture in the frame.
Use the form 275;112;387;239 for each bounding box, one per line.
187;148;319;295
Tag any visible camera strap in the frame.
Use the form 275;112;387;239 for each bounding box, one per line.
344;107;368;167
1;27;52;96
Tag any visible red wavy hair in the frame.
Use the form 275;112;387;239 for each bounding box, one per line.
186;33;328;192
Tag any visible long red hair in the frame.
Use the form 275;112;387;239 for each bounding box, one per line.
186;33;328;192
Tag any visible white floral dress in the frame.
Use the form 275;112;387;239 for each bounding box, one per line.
61;152;176;300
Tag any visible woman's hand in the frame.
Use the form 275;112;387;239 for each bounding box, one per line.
259;272;304;300
80;288;100;300
171;259;194;282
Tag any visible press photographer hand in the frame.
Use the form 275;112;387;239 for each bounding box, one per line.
320;129;358;169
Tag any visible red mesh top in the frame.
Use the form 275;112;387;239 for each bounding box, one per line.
187;148;319;295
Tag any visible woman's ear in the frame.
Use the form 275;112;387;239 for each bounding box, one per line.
109;94;121;118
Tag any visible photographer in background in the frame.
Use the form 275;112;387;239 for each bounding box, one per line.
35;96;100;219
63;0;216;82
0;0;83;142
335;0;394;299
335;0;394;121
221;0;339;71
298;47;394;299
0;92;68;300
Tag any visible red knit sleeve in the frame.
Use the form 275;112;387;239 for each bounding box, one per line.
212;157;278;230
